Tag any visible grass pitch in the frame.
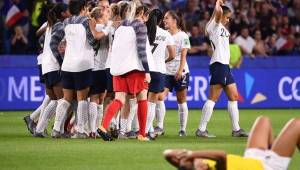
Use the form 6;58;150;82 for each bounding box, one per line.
0;109;299;170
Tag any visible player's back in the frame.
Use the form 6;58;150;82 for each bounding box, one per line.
206;19;230;65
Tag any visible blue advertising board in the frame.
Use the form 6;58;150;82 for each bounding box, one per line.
0;55;299;110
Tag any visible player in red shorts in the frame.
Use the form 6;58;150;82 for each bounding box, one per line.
97;1;152;141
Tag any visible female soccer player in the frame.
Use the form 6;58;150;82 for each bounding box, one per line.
51;0;109;138
196;0;248;138
164;116;298;170
160;10;190;137
145;8;175;138
24;22;51;135
97;2;152;141
88;5;111;138
34;3;70;138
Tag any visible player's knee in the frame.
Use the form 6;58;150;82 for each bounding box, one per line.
257;116;270;124
290;118;300;127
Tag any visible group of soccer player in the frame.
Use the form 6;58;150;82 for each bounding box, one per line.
23;0;248;142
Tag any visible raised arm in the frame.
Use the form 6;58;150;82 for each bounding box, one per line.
213;0;225;24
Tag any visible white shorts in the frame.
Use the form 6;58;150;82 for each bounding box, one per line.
244;148;291;170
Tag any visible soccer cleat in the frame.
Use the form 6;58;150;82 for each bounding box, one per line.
89;132;97;139
33;131;48;138
71;132;88;139
195;129;216;138
137;135;150;141
178;130;187;137
232;128;249;137
117;133;128;139
24;115;36;134
61;132;71;138
126;131;137;139
110;128;119;139
147;132;156;140
154;126;165;136
97;128;114;141
51;129;62;138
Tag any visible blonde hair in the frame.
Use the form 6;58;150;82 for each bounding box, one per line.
90;7;103;20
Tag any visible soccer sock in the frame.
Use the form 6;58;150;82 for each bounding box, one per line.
60;112;67;134
228;101;241;131
76;100;88;134
96;104;104;128
35;100;57;133
178;102;188;132
53;99;70;132
32;95;50;121
156;100;166;129
119;118;128;135
88;102;98;133
137;100;148;137
145;102;156;134
102;99;123;130
198;100;215;131
126;98;137;132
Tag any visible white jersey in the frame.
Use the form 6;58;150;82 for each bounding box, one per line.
206;19;230;65
110;25;151;76
151;26;175;74
37;53;43;65
166;31;190;75
105;26;115;69
62;24;94;72
93;24;109;71
41;27;60;75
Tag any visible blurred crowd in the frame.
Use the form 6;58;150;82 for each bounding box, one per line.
0;0;300;57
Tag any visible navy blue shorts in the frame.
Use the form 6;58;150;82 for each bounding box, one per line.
209;62;235;86
38;65;45;84
149;72;165;93
90;70;107;95
165;73;190;92
105;68;113;93
61;69;92;90
43;70;61;88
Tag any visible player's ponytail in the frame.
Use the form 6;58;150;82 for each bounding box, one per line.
47;3;68;27
118;1;130;20
146;9;163;45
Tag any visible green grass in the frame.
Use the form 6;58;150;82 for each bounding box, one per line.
0;109;299;170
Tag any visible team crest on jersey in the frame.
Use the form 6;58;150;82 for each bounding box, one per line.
184;39;190;46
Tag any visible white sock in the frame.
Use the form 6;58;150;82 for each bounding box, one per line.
53;99;70;132
228;101;241;131
96;104;104;128
60;112;68;134
32;95;50;121
132;112;139;132
178;102;188;132
198;100;215;131
126;98;137;132
76;100;88;134
88;102;98;133
156;100;166;129
145;102;156;134
119;118;128;134
36;100;57;133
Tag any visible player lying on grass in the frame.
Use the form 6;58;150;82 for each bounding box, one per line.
164;116;299;170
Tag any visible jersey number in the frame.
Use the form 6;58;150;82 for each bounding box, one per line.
151;43;158;53
210;40;216;51
220;28;229;37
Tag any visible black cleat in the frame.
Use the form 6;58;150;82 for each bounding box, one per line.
195;129;216;138
232;128;249;137
33;131;48;138
178;130;187;137
24;115;36;134
110;128;119;139
97;128;114;141
147;132;156;140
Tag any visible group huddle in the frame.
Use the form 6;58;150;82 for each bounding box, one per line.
24;0;248;141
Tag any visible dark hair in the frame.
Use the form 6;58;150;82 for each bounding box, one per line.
87;0;97;12
146;9;163;45
221;5;231;15
166;10;186;32
69;0;86;15
47;3;68;27
135;5;149;17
